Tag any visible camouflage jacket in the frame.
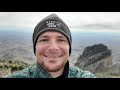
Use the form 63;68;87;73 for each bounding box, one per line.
8;62;96;78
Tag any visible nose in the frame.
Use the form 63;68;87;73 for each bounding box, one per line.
48;41;59;52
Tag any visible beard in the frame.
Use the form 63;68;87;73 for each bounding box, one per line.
40;60;66;72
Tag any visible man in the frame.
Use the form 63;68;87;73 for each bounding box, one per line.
8;14;96;78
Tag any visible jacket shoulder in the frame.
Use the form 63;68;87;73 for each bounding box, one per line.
69;66;96;78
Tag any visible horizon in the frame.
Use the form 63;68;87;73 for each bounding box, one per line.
1;27;120;33
1;12;120;32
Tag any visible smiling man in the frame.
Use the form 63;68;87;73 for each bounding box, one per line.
8;14;96;78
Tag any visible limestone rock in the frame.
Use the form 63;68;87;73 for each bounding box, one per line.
75;44;112;73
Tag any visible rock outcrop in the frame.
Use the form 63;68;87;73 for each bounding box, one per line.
75;44;112;73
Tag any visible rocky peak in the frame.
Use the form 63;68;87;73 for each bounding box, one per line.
82;44;108;57
75;43;112;73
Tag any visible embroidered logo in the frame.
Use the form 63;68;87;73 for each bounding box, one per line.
46;21;61;28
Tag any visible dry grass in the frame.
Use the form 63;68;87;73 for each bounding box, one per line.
95;71;120;78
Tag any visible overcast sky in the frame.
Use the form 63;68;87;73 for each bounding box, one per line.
0;12;120;32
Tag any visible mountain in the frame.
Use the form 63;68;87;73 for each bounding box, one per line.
75;44;112;73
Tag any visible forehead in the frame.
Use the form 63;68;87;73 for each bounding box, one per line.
39;31;66;38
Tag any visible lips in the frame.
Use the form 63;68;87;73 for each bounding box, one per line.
43;54;63;58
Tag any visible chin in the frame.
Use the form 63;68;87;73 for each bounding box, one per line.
43;61;65;72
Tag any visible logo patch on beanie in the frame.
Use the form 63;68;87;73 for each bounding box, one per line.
46;21;61;28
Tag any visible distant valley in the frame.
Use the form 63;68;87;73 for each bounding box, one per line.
0;29;120;65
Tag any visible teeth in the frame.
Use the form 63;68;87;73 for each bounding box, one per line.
44;55;63;58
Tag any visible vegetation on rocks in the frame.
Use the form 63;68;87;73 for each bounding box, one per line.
0;59;31;77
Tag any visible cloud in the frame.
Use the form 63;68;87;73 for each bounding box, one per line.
0;12;120;31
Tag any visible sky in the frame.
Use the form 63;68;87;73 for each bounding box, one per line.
0;12;120;32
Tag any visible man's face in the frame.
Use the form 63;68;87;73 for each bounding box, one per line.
35;31;69;72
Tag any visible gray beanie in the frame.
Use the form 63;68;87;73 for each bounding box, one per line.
33;14;72;56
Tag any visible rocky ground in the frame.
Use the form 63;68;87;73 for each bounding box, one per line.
0;59;31;78
1;58;120;78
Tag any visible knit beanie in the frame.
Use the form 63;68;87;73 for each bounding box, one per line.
33;14;72;56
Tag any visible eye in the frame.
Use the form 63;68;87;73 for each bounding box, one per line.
38;39;48;42
58;39;68;42
59;39;65;41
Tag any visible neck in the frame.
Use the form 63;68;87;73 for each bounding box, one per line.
48;68;64;78
48;61;69;78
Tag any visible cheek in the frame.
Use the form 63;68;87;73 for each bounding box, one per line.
35;44;46;54
62;45;69;55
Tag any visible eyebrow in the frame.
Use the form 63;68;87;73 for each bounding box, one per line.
39;36;49;38
39;35;66;38
57;36;66;39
